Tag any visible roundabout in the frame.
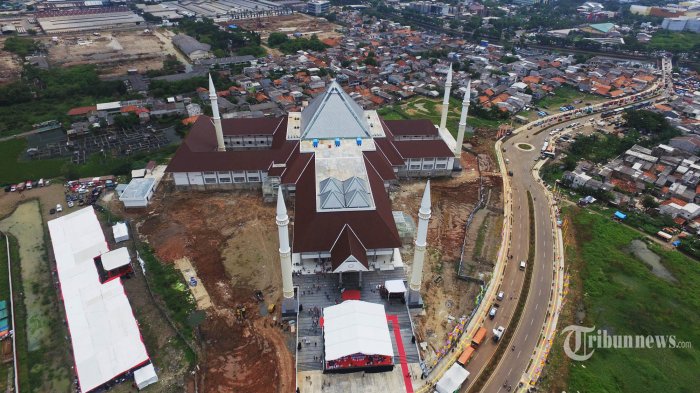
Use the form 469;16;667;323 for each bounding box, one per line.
516;143;535;151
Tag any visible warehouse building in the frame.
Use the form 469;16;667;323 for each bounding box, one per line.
172;34;212;62
37;10;145;34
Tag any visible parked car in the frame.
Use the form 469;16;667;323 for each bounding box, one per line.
49;208;56;215
56;204;63;213
67;201;74;208
497;291;505;301
489;305;499;319
4;186;10;192
10;185;16;192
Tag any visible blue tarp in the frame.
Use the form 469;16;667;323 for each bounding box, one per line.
614;211;627;220
672;240;681;247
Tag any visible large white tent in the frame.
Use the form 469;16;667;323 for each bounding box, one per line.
48;208;152;392
323;300;394;361
435;363;470;393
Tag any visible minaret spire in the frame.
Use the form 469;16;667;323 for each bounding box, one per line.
209;74;226;152
455;80;471;161
276;187;294;299
439;64;453;133
410;181;431;292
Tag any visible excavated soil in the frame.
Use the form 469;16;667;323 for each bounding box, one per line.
135;191;294;393
391;153;486;356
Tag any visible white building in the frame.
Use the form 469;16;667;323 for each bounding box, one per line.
119;178;156;208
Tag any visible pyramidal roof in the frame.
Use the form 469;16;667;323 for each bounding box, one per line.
300;81;371;140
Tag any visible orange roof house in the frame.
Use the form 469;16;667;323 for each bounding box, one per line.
523;75;542;84
67;106;97;116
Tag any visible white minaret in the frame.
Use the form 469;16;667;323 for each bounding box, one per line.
410;181;432;292
439;64;453;133
208;74;226;152
276;187;294;299
455;80;471;160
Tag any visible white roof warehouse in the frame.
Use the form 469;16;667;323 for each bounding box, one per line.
48;207;155;392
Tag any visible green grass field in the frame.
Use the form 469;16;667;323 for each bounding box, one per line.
649;31;700;53
560;208;700;393
0;138;179;185
377;96;508;135
0;139;64;185
537;86;603;110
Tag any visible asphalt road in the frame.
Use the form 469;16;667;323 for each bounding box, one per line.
460;56;673;393
481;125;557;393
483;70;672;393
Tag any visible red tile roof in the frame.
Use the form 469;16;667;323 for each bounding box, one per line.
330;226;368;270
392;140;453;158
165;116;295;172
292;158;401;253
67;106;96;116
382;119;438;137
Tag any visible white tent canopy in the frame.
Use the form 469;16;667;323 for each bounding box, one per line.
384;279;406;294
134;363;159;390
48;208;152;392
101;247;131;270
112;222;129;243
323;300;394;361
435;363;470;393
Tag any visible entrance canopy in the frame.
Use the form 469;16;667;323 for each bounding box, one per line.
323;300;393;361
384;279;406;294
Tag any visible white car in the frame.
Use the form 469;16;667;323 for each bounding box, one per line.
497;291;505;301
67;201;74;208
56;204;63;213
493;326;505;342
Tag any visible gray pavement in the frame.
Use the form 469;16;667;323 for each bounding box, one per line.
294;269;421;372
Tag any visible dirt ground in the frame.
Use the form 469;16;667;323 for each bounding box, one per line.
235;13;342;41
0;37;21;85
130;191;295;393
44;30;169;76
390;153;483;359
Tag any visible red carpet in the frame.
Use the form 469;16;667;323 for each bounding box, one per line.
341;290;361;301
387;314;413;393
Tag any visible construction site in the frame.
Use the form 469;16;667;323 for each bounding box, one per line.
44;30;172;76
235;13;342;43
0;36;22;84
109;136;502;392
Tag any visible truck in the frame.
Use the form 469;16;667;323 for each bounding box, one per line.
656;231;673;242
457;346;475;366
493;326;505;342
471;327;488;347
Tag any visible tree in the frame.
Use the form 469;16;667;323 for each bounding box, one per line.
642;195;659;210
623;110;668;134
3;36;39;57
268;32;289;47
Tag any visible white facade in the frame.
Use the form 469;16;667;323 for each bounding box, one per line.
172;170;267;187
119;178;156;208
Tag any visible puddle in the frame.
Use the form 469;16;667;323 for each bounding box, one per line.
628;239;677;283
